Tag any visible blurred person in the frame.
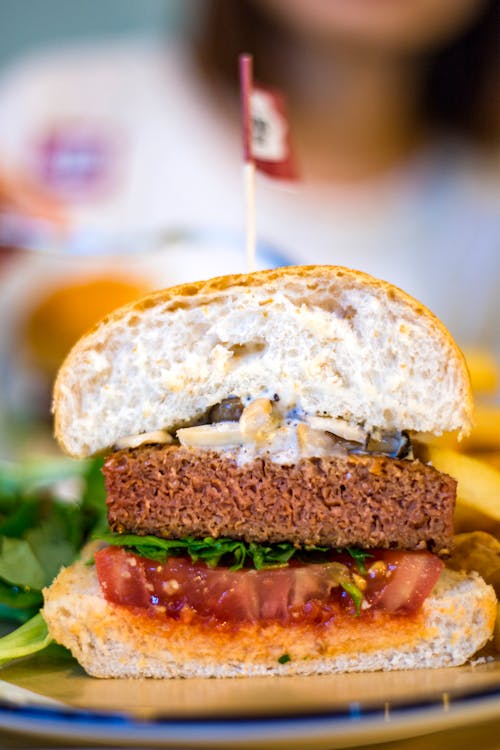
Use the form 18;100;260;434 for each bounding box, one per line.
0;0;498;359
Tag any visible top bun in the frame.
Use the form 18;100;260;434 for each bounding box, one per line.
53;266;473;458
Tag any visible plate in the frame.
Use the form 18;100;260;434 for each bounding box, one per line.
0;648;498;748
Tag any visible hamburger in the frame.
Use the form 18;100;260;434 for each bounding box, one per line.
43;265;496;678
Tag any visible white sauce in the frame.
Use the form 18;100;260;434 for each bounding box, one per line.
176;398;362;466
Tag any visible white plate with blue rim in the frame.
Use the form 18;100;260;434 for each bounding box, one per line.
0;646;498;748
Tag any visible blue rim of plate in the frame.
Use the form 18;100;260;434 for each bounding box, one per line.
0;684;500;742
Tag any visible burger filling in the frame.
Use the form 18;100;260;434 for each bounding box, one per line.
96;396;455;626
116;396;413;465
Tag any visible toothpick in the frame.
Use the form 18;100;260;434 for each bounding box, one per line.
239;54;256;273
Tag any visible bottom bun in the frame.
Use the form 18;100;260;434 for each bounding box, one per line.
42;560;496;678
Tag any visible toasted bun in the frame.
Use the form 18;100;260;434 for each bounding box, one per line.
43;560;496;678
53;266;473;458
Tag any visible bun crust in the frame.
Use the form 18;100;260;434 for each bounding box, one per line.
42;560;496;678
53;266;473;458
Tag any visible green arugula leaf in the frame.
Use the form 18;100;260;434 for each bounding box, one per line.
0;457;107;624
97;532;351;571
97;533;248;569
248;541;297;569
0;605;39;624
345;547;373;574
0;613;52;664
0;458;92;494
0;499;39;537
0;537;46;589
0;456;109;667
0;580;43;610
132;545;168;562
25;518;77;584
340;581;364;615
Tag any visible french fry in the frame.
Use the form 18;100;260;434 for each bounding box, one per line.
446;531;500;653
496;604;500;652
461;403;500;453
418;404;500;453
464;348;499;396
480;452;500;471
447;531;500;594
422;446;500;533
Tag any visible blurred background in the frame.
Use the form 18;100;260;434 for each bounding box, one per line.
0;0;187;70
0;0;499;457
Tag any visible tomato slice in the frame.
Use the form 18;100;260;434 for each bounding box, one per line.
95;546;444;625
365;551;444;614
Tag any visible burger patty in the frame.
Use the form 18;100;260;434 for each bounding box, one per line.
104;445;455;554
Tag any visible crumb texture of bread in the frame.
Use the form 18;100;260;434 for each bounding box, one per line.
53;266;473;457
42;562;496;679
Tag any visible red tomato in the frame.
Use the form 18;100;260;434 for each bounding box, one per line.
366;550;444;614
95;546;443;625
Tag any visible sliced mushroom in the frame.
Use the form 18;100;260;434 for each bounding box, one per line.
363;430;412;459
306;416;367;444
115;430;173;450
296;423;341;455
208;397;244;424
177;422;243;448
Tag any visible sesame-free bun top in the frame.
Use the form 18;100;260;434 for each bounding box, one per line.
53;265;473;458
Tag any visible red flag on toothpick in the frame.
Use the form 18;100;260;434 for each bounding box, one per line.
239;54;297;272
251;85;297;179
240;54;297;180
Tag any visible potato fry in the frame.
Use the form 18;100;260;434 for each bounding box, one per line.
496;604;500;652
480;452;500;471
464;348;499;396
462;403;500;452
447;531;500;595
418;403;500;453
446;531;500;652
422;446;500;533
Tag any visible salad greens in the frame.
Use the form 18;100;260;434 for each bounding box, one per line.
98;531;372;575
0;456;107;663
0;613;51;664
98;532;330;570
0;457;106;622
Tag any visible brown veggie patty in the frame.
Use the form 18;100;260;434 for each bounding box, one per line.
104;446;455;554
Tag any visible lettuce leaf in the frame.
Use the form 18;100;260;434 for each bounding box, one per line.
97;532;333;571
0;457;107;623
0;457;108;666
98;531;372;575
0;614;51;664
